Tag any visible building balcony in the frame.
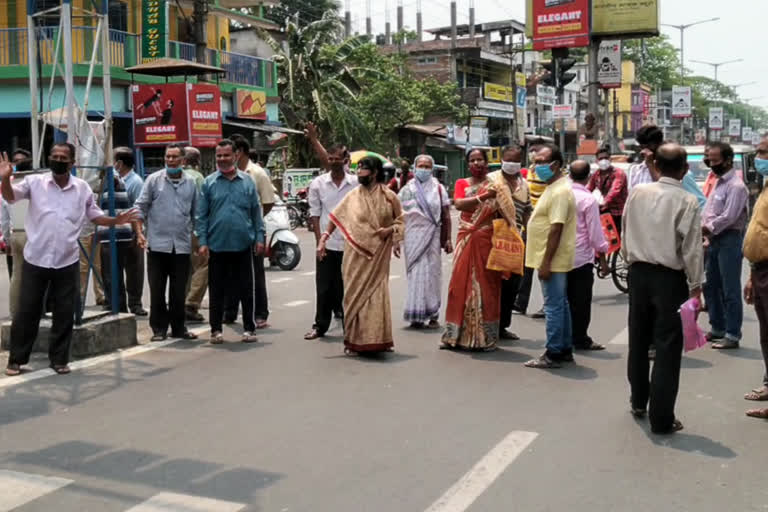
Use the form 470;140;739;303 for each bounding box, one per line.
0;27;275;91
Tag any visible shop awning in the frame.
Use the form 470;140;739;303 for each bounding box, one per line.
126;58;225;77
224;119;304;135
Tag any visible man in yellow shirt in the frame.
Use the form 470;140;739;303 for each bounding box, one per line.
743;140;768;419
524;144;577;369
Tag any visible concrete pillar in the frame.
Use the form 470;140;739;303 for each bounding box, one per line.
450;1;457;49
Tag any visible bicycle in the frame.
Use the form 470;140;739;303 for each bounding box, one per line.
594;214;628;294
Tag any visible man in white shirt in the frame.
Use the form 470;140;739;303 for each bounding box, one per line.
622;142;704;434
1;144;138;376
303;123;357;340
227;134;276;329
627;125;663;191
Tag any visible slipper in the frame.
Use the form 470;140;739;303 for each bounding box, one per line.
499;330;520;341
304;329;323;340
427;320;441;329
344;348;358;357
51;365;71;375
524;354;561;369
744;387;768;401
630;407;647;418
5;364;21;376
255;320;270;330
712;340;739;350
745;408;768;419
576;341;606;351
653;419;684;434
210;331;224;345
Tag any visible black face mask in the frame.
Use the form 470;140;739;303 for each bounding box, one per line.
358;175;372;187
705;158;728;175
50;160;70;175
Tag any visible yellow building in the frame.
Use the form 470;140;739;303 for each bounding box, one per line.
608;61;652;139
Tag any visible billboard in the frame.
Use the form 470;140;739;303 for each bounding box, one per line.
728;119;741;137
132;83;222;147
531;0;590;50
483;82;515;103
141;0;167;63
671;86;692;118
188;84;222;148
708;107;724;130
591;0;659;37
597;40;621;88
536;85;557;106
553;104;573;119
235;90;268;120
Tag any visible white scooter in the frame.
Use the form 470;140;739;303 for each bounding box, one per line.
265;199;302;270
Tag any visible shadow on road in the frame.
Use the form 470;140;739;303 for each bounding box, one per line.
648;432;738;459
2;439;283;504
681;356;714;369
592;293;629;306
471;348;530;363
715;346;764;361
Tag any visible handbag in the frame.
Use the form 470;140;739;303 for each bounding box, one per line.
486;219;525;275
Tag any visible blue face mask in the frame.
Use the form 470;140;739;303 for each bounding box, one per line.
11;165;16;173
755;158;768;177
414;169;432;183
166;167;182;175
535;163;555;182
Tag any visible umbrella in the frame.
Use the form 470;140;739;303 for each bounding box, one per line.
349;150;393;170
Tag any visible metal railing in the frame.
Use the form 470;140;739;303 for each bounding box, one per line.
0;27;275;88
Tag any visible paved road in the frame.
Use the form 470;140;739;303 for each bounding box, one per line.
0;224;766;511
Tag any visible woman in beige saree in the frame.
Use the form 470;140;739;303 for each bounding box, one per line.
317;157;404;355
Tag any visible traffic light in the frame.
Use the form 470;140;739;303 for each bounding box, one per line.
540;61;556;87
557;58;577;91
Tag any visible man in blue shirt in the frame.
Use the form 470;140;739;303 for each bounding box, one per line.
112;147;146;315
196;139;265;344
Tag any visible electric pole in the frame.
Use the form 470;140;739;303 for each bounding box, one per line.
193;0;207;64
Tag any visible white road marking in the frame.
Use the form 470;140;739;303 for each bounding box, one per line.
301;271;316;276
390;275;401;280
125;492;245;512
423;430;538;512
608;327;629;345
0;326;209;391
270;277;294;284
0;470;73;511
284;300;310;307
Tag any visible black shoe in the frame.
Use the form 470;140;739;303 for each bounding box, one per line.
185;309;205;322
131;307;148;317
150;332;167;342
172;330;198;340
531;308;546;319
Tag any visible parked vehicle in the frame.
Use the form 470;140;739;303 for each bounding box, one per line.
285;188;310;230
265;199;302;271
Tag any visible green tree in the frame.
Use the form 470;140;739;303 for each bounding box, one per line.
623;36;682;90
264;0;340;26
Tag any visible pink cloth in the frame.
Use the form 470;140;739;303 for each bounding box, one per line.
10;173;104;269
571;182;609;268
680;298;707;352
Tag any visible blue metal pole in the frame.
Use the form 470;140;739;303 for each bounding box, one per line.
106;165;119;314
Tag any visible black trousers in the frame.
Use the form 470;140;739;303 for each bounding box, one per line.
125;242;145;311
9;260;79;367
567;263;595;347
313;250;344;335
515;231;533;311
6;253;12;280
500;273;523;332
224;251;269;322
147;250;190;336
100;241;131;313
627;262;688;433
210;250;255;333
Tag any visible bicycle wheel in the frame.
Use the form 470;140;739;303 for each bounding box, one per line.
611;251;629;294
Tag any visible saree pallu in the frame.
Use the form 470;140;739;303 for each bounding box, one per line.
442;178;516;350
330;184;404;352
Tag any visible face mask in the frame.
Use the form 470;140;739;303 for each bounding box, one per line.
501;162;522;176
755;158;768;176
50;160;70;175
469;164;487;179
166;167;182;175
218;165;236;174
535;163;555;182
709;162;727;175
358;174;372;187
11;165;16;173
414;169;432;182
597;159;611;171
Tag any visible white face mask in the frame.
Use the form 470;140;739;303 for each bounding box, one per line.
597;159;611;171
501;161;522;176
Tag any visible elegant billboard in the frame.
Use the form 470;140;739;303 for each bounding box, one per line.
188;84;222;148
531;0;590;50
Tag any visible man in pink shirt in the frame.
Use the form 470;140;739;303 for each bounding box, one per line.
568;160;610;351
0;143;138;376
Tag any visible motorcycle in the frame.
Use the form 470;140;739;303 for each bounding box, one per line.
284;188;310;230
265;199;302;271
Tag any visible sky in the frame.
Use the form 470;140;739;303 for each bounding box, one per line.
342;0;767;110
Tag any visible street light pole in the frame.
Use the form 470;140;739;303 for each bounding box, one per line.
690;58;742;84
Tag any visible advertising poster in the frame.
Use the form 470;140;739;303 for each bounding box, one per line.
597;40;622;88
531;0;590;50
728;119;741;137
132;83;188;146
708;107;724;130
591;0;659;37
671;86;692;118
536;85;557;106
141;0;167;63
743;127;753;142
187;84;222;148
236;90;268;120
483;82;515;103
553;104;574;119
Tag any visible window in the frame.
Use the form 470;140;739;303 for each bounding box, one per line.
220;37;227;51
37;0;60;25
416;56;437;65
632;94;640;106
108;0;128;33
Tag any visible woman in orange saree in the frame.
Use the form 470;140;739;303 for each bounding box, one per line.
318;157;404;355
441;148;516;351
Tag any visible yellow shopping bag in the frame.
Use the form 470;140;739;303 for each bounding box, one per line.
486;219;525;275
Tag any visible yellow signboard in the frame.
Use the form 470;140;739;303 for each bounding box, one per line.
484;82;515;103
235;90;267;120
525;0;659;38
592;0;659;36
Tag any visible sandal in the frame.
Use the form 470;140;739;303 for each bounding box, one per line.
304;329;323;340
241;332;259;344
712;340;739;350
653;419;684;435
630;407;647;418
439;342;453;350
210;331;224;345
499;330;520;341
524;354;561;369
745;408;768;419
51;365;71;375
745;387;768;401
344;348;358;357
481;345;499;352
576;341;606;351
5;364;21;376
427;320;441;329
255;320;270;330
